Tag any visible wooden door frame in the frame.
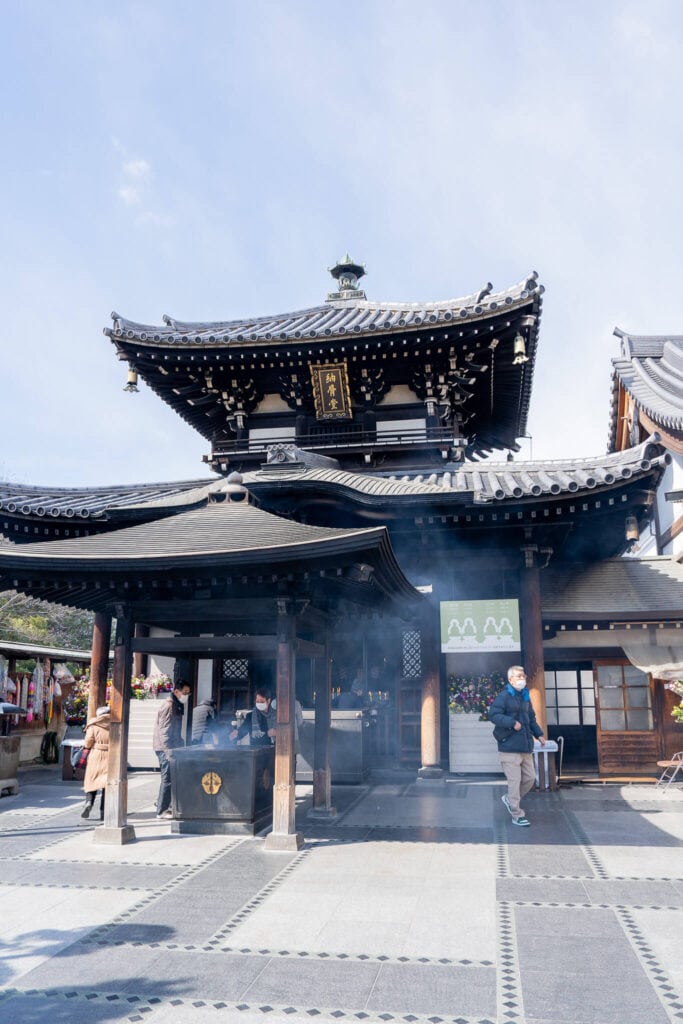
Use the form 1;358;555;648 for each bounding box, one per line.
593;658;659;773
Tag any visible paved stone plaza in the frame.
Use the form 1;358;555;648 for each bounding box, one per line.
0;767;682;1024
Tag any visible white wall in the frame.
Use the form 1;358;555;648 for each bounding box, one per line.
147;626;177;682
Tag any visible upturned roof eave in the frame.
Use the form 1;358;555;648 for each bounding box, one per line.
611;330;683;435
246;438;667;507
104;274;543;349
0;439;667;528
0;517;422;611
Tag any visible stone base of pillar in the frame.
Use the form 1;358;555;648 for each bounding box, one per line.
93;825;136;845
417;766;445;781
307;806;337;820
264;831;304;852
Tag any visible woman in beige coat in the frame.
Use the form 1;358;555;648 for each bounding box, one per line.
81;705;110;820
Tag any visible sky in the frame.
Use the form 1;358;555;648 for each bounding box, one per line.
2;0;683;487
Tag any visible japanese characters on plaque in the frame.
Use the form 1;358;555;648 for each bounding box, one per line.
309;362;352;420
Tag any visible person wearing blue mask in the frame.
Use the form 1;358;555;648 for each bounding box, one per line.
489;665;546;827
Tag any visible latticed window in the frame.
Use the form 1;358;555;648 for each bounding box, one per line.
544;668;595;726
402;630;422;679
218;657;250;716
596;664;653;731
220;658;249;682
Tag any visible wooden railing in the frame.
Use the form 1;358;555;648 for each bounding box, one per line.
211;426;457;461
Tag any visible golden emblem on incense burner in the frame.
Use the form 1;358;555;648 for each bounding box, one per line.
201;771;222;795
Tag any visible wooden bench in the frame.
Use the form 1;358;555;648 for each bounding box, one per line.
656;751;683;788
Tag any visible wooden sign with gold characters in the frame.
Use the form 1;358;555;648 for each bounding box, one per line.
310;362;352;420
201;770;222;795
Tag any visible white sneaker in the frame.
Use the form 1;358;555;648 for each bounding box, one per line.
156;809;173;819
502;794;514;817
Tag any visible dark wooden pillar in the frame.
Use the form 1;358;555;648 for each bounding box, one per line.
419;608;443;779
310;629;335;817
520;544;547;735
95;607;135;845
133;623;149;679
88;612;112;722
265;598;303;851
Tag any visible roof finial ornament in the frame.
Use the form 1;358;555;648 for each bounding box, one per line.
327;254;367;302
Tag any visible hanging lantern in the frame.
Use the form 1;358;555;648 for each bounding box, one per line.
123;368;139;393
625;514;639;543
512;333;529;365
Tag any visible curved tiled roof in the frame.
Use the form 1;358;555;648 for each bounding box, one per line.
0;500;381;563
247;438;666;506
0;487;421;609
0;478;215;522
104;274;543;348
0;440;666;532
541;556;683;617
610;330;683;442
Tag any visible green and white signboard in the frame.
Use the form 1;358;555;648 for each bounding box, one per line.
440;599;521;653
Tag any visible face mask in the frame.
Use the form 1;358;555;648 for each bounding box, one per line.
177;693;189;704
510;678;526;692
255;701;268;712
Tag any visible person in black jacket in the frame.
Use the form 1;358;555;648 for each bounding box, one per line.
489;665;546;827
229;688;276;747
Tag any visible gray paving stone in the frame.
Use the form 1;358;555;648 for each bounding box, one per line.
4;771;682;1024
0;991;137;1023
521;967;670;1023
0;860;41;883
122;950;267;1000
507;844;592;877
369;825;494;843
9;862;177;890
241;956;380;1006
583;877;683;906
112;890;236;943
366;962;496;1016
574;810;683;847
516;931;643;975
515;904;625;937
497;877;589;903
14;944;164;991
179;840;293;892
0;834;64;857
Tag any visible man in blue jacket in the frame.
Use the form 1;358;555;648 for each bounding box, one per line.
489;665;546;827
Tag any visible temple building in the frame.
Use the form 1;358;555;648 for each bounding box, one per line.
610;329;683;559
1;259;682;842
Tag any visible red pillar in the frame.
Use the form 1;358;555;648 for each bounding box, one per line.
88;612;112;722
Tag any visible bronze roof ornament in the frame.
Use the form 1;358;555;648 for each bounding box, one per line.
327;254;367;301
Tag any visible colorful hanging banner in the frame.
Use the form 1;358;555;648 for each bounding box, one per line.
310;362;352;420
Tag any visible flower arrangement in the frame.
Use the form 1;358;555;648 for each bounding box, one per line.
447;671;505;721
130;672;173;699
130;675;151;700
146;672;173;695
63;676;90;724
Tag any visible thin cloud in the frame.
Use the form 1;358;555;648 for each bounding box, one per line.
114;148;173;227
123;158;151;179
118;184;143;206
